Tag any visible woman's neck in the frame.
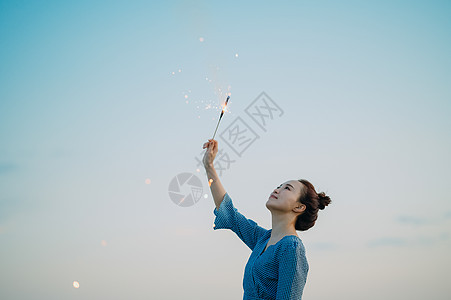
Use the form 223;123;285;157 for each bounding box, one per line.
270;213;298;239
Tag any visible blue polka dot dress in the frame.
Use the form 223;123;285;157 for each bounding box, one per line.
213;192;309;300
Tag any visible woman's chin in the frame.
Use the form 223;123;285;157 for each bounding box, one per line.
266;199;276;209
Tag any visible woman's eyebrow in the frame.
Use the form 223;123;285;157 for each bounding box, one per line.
278;183;295;189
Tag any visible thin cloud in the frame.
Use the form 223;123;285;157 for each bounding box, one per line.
396;212;451;226
396;215;430;226
309;242;338;251
367;233;450;248
0;163;18;175
367;237;408;248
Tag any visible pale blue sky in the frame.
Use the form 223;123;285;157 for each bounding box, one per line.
1;1;450;299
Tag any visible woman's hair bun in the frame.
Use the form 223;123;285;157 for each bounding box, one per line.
317;192;331;210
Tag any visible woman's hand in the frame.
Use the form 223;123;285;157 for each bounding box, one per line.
202;139;218;169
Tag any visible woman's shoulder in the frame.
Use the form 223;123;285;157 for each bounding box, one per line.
276;235;306;253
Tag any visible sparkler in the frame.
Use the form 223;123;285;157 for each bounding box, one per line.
211;95;230;139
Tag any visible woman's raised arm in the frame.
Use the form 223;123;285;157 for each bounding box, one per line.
202;139;226;209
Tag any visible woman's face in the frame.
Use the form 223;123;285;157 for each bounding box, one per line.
266;180;305;213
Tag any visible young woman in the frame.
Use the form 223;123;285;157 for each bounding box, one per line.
202;139;331;300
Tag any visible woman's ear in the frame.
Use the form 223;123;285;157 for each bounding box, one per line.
294;204;306;214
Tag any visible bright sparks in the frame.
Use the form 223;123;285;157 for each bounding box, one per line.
222;104;228;113
208;178;214;186
73;281;80;288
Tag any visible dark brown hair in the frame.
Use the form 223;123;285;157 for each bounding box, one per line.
295;179;331;231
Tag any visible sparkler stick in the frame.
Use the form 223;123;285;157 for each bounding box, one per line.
211;95;230;140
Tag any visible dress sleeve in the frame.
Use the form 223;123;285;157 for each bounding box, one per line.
213;192;268;251
275;240;309;299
